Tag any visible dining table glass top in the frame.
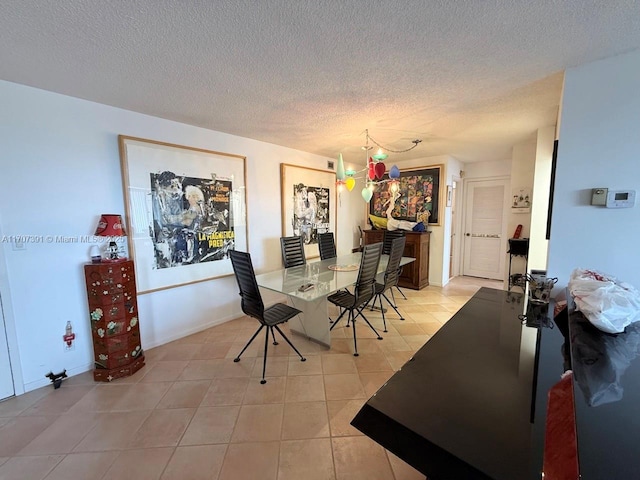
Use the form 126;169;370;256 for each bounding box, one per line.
255;252;415;302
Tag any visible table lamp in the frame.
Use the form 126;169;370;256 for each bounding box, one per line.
94;214;127;262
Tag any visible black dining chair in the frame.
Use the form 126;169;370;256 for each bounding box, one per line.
372;236;406;332
280;235;306;268
229;250;306;384
318;232;337;260
318;231;345;323
383;229;407;301
327;242;384;356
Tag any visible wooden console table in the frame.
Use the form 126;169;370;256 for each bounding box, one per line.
363;229;430;289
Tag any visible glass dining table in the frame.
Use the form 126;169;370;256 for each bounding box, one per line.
255;252;415;347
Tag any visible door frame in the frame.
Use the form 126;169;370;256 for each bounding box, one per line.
0;220;24;397
460;175;510;280
450;176;463;278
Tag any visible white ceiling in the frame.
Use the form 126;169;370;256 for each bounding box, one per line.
2;1;640;164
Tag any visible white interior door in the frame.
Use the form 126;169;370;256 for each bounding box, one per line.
462;179;509;280
0;293;15;400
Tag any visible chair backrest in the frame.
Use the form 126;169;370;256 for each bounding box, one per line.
280;236;306;268
382;236;406;289
229;250;265;322
353;242;383;307
318;232;337;260
383;229;405;255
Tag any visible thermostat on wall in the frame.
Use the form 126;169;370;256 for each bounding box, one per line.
606;190;636;208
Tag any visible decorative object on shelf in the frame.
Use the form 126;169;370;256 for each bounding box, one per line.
89;245;102;263
384;188;427;232
118;135;248;294
280;163;336;261
94;214;127;262
336;130;421;204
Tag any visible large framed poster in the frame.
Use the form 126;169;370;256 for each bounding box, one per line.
280;163;336;260
369;165;442;226
119;135;248;293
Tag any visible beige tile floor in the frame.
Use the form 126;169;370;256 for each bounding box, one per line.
0;276;502;480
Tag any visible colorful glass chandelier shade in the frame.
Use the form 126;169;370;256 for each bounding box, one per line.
345;177;356;191
336;129;422;202
336;153;346;181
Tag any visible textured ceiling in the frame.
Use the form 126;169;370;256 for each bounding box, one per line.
2;1;640;164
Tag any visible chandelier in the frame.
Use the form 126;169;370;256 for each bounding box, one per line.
336;129;421;202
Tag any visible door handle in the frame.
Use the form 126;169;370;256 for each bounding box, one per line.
465;233;470;236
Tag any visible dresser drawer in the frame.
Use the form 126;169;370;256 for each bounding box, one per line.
91;313;139;338
92;327;140;353
93;355;145;382
94;343;143;369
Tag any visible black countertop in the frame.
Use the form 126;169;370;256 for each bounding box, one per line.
351;287;567;480
569;310;640;479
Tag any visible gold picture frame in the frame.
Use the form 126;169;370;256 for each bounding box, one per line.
118;135;248;294
369;164;442;226
280;163;337;260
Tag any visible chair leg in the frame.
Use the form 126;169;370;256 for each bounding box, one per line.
350;310;359;357
260;326;270;384
273;325;306;362
329;308;348;331
382;293;404;321
329;306;345;324
355;307;383;341
234;325;265;362
394;285;407;300
377;294;388;332
271;327;279;345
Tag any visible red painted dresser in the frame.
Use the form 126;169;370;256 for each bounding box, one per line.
84;260;145;381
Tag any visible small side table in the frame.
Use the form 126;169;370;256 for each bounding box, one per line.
507;238;529;290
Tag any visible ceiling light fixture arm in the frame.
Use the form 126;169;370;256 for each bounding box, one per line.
364;129;422;154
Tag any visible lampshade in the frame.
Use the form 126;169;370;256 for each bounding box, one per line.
94;214;127;237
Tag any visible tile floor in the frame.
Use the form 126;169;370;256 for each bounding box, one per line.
0;276;502;480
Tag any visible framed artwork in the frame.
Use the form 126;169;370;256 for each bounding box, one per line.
118;135;248;294
512;186;532;214
446;185;453;207
280;164;336;260
369;165;442;225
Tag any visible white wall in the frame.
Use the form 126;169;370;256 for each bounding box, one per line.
506;141;536;282
0;80;361;392
529;126;556;271
464;159;511;180
442;158;464;284
548;49;640;288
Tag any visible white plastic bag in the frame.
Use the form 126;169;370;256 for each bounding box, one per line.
568;268;640;334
